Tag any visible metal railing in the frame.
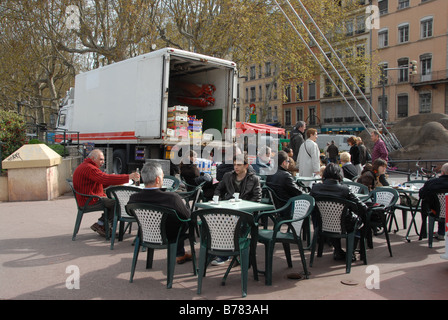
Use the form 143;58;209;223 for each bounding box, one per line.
387;158;448;181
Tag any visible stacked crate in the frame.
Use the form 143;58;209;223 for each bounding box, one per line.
167;105;189;139
188;115;203;139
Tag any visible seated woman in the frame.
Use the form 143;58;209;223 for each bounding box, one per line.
180;150;214;200
357;158;389;191
340;152;358;181
310;163;367;261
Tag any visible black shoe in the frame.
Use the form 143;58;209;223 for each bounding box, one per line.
333;250;346;261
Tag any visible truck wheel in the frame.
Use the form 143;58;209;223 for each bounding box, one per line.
113;149;128;174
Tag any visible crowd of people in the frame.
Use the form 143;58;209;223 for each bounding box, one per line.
72;123;446;268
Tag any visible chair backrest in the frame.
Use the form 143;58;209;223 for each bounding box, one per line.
178;183;204;211
262;185;287;209
106;186;142;219
435;191;448;219
313;196;358;234
163;175;180;191
370;187;399;209
343;181;369;195
284;195;315;236
66;178;94;209
193;208;254;252
126;202;179;245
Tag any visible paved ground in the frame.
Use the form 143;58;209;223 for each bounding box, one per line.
1;174;447;305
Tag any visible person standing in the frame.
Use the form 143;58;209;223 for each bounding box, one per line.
356;137;369;166
289;121;306;162
297;128;321;185
370;130;389;163
73;149;140;237
348;136;362;176
327;140;339;164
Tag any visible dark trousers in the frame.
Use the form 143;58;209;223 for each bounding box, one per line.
89;197;115;224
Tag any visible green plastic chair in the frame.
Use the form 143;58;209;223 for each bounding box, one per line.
125;202;197;289
162;175;180;191
391;180;425;233
105;185;141;250
256;195;315;285
193;208;258;298
427;190;447;248
342;180;369;196
66;178;111;240
367;187;399;255
310;196;367;273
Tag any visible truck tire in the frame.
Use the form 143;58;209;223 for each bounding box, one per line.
113;149;128;174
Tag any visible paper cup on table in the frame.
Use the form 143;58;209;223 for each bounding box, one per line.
233;193;240;201
213;195;219;204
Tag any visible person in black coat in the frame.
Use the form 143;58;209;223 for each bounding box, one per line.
128;162;193;264
419;163;448;239
266;150;302;210
310;163;367;261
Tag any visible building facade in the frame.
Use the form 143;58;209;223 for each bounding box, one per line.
371;0;448;125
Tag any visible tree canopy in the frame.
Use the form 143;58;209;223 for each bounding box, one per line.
0;0;371;123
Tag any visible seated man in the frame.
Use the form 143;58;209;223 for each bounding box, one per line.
73;149;140;237
214;153;261;202
266;150;302;210
252;146;273;176
127;162;193;264
419;163;448;240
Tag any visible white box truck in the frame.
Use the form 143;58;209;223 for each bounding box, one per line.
56;48;238;173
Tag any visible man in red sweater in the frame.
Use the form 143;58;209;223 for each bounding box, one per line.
73;149;140;237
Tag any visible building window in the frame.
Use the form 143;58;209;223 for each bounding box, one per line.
378;29;389;48
285;109;292;126
398;24;409;43
285;85;291;103
265;62;271;77
398;58;409;83
421;17;433;39
309;106;316;125
397;94;408;118
419;92;432;113
249;66;256;80
296;83;303;101
420;53;432;81
296;108;303;122
308;81;316;100
398;0;410;10
250;87;256;102
378;0;388;15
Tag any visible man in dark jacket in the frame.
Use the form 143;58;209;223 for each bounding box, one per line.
128;162;193;264
266;150;302;210
214;153;261;202
327;140;339;164
289;121;306;161
419;163;448;239
310;163;367;261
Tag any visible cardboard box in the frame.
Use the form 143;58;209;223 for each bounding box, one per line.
167;115;188;122
167;121;188;129
168;105;189;113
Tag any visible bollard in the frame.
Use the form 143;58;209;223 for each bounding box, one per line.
441;194;448;260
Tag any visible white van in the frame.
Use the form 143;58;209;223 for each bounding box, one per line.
317;134;352;152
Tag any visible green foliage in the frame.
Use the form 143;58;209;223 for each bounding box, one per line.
47;144;67;157
0;110;27;161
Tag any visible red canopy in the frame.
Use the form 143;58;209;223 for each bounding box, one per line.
235;122;286;136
